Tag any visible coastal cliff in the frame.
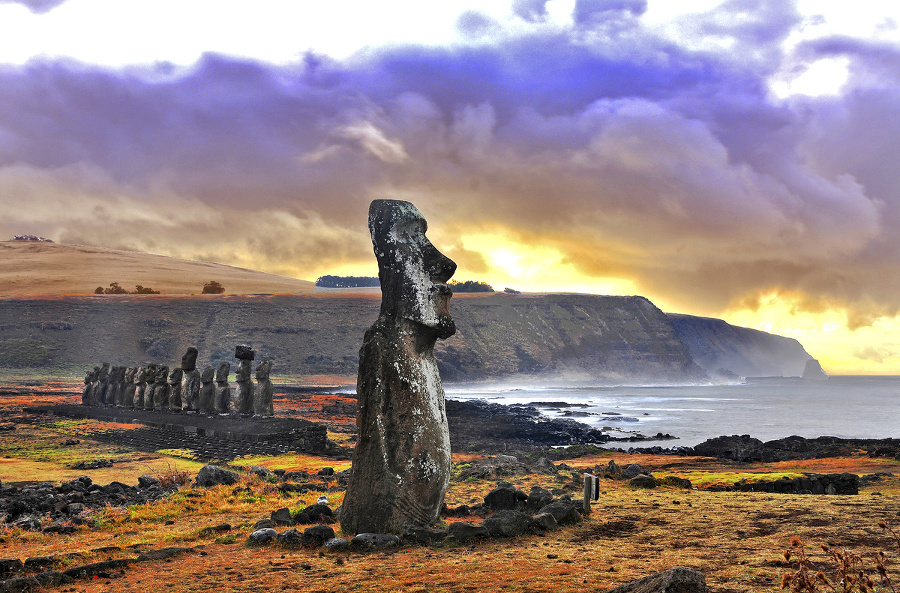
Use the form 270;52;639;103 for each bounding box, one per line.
0;293;817;383
667;313;816;378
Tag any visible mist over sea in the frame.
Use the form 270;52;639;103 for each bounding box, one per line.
444;376;900;448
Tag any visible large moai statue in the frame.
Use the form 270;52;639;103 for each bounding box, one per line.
214;361;231;414
198;365;215;413
253;360;274;417
123;367;137;408
168;368;183;411
82;367;97;405
143;364;158;410
340;199;457;535
180;347;201;412
234;345;255;416
152;365;170;409
133;367;148;408
113;366;127;406
92;363;110;405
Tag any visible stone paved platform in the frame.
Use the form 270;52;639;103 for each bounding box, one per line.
25;404;329;460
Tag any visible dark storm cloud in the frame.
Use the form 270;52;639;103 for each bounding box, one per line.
0;1;897;326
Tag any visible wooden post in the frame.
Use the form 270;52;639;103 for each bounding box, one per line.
583;473;592;514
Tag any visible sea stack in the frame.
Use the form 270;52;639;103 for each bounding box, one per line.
340;199;457;535
802;359;829;381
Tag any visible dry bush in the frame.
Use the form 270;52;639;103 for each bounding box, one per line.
781;524;898;592
156;463;192;488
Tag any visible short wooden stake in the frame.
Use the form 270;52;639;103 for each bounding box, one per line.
583;473;592;514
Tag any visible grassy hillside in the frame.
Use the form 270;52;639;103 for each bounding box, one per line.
0;241;314;296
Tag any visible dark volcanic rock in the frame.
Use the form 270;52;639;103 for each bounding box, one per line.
483;510;533;538
447;522;489;543
605;566;708;593
195;464;239;487
350;533;401;550
302;525;336;547
341;200;456;535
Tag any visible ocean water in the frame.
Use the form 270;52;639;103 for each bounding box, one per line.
444;376;900;448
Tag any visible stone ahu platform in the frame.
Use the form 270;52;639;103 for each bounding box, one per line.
25;404;329;461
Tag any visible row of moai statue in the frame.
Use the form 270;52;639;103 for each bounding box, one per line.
80;345;274;417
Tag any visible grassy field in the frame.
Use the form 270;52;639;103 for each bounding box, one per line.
1;395;900;592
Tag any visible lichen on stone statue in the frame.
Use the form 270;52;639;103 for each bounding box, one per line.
340;199;457;535
180;347;201;412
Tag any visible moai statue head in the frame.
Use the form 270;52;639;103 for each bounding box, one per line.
368;199;457;339
255;360;272;380
200;364;215;383
145;364;158;384
235;359;252;382
182;347;199;372
235;344;254;361
124;367;136;384
83;368;94;385
215;361;230;382
155;365;169;383
98;362;110;382
135;367;147;383
168;368;183;385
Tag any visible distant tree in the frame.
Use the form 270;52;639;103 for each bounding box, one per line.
449;280;494;293
504;287;521;294
104;282;127;294
202;280;225;294
133;285;160;294
94;286;104;294
316;275;381;288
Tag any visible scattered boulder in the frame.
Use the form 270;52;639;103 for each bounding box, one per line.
484;483;518;510
525;486;553;513
249;466;272;478
532;512;558;531
276;528;302;547
447;522;489;543
483;510;533;538
628;475;658;489
538;500;582;525
137;475;160;489
324;538;350;551
622;464;647;479
604;566;707;593
658;476;692;489
195;465;239;487
294;503;333;524
302;525;336;547
271;507;294;526
248;528;278;544
0;559;24;579
350;533;400;550
402;527;448;545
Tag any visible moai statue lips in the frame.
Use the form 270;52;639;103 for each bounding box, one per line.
340;199;457;535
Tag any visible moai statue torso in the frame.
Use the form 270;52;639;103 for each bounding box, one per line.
214;362;231;414
123;367;137;408
82;368;97;405
234;358;255;416
168;368;183;411
180;347;201;412
113;366;127;406
253;360;274;417
340;200;457;535
133;367;148;408
143;364;158;410
198;365;215;413
92;362;110;405
152;365;170;409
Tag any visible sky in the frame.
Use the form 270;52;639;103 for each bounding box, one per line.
1;0;899;374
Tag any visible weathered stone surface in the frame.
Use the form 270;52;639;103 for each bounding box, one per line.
447;521;488;542
138;475;160;488
350;533;400;550
152;365;169;409
0;559;24;579
538;500;582;525
133;367;148;408
604;566;708;593
271;507;294;525
123;367;137;408
483;510;533;538
659;476;693;489
181;348;200;411
294;503;333;524
195;464;239;487
234;359;254;415
143;363;157;410
484;483;518;510
340;200;457;535
532;512;558;531
248;528;277;544
302;525;336;547
214;362;231;413
622;464;647;479
324;537;350;551
629;475;658;489
276;528;302;547
254;360;274;417
167;368;183;411
525;486;554;513
198;365;215;413
81;368;96;405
